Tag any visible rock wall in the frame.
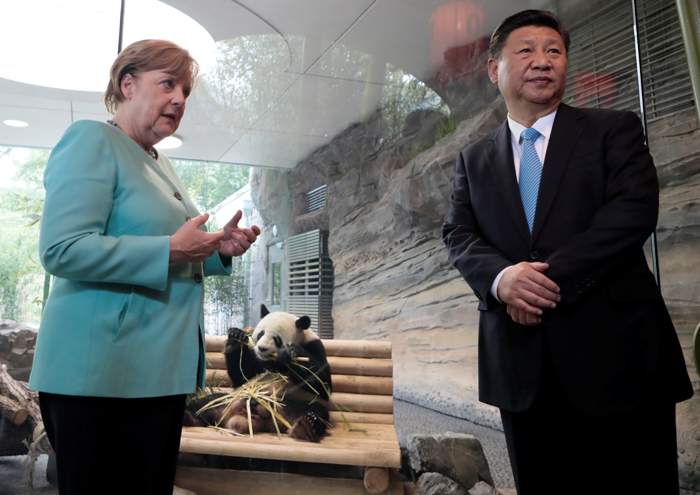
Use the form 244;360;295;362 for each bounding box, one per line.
648;108;700;384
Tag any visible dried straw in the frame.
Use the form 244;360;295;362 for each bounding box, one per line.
196;371;293;437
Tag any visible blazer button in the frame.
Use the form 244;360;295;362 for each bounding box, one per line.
193;273;203;283
174;191;183;201
530;250;541;261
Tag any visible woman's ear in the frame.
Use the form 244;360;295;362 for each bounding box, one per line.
120;72;136;99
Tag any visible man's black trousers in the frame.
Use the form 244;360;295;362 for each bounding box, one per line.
499;357;679;495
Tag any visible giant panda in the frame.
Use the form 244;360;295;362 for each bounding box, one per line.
184;305;332;442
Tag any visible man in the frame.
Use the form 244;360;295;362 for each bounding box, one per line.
442;10;693;494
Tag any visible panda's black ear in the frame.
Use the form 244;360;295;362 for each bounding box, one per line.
295;316;311;330
260;304;270;318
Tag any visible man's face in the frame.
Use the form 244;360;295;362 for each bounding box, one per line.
488;25;568;114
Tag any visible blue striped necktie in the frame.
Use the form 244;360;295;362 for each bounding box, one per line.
519;127;543;232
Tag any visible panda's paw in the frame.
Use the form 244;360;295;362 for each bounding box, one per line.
289;411;327;442
182;410;202;427
227;327;251;346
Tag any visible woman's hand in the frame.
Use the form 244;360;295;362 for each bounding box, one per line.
169;214;224;264
219;210;260;257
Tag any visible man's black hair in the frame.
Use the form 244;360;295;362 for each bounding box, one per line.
489;9;570;59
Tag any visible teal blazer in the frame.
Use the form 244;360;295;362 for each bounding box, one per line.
29;120;231;398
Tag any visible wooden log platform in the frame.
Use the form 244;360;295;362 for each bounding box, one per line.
181;337;403;493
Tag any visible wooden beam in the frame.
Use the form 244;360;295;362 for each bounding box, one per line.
329;411;394;425
179;435;401;468
0;364;41;427
332;375;393;395
364;467;390;494
205;354;393;378
0;395;29;426
330;393;393;414
175;466;405;495
206;338;391;359
182;424;400;449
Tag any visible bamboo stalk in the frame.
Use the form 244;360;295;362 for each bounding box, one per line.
329;393;393;414
364;467;391;494
207;353;393;386
206;337;391;359
328;411;394;425
179;436;402;468
199;382;394;415
323;340;392;358
175;466;406;495
331;375;393;395
182;425;399;445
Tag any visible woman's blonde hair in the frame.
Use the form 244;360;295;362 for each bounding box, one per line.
104;39;198;114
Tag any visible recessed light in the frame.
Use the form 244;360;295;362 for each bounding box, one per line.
3;119;29;128
155;135;183;150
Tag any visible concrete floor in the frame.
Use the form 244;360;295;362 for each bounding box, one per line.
0;454;55;495
0;399;515;494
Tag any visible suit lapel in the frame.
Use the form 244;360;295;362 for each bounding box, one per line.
490;121;531;245
531;104;584;243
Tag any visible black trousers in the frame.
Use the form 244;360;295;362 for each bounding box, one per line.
500;363;679;495
39;392;186;495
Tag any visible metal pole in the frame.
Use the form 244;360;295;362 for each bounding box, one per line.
631;0;661;287
118;0;125;53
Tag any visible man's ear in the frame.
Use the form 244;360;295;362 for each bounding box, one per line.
487;58;499;84
120;72;136;99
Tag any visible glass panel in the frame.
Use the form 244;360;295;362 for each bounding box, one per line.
1;1;697;493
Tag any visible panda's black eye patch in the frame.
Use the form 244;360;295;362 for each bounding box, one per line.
256;330;265;342
273;336;283;348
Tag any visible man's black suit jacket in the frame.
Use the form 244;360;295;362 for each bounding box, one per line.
443;103;693;415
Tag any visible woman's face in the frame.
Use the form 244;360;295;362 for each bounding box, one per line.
119;69;191;147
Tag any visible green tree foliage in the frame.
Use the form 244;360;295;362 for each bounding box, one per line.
0;148;49;324
382;66;450;143
171;159;253;331
171;159;249;212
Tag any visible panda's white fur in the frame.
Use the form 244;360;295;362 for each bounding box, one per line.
252;311;319;362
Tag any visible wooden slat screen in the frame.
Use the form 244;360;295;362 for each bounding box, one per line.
286;229;334;339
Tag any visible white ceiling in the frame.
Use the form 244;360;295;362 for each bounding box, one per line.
0;0;542;169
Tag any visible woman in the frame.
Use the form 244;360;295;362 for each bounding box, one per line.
29;39;259;494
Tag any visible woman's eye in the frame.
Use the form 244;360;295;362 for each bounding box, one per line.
161;79;174;89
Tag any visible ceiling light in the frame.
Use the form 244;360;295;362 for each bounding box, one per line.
3;119;29;128
0;1;217;93
155;135;183;150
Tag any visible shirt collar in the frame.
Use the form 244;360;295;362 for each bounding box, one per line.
507;108;558;144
